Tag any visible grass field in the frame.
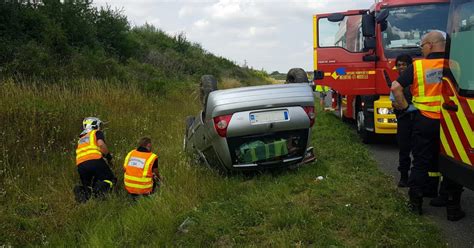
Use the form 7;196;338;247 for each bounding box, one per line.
0;79;445;247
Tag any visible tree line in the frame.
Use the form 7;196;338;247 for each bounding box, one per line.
0;0;266;89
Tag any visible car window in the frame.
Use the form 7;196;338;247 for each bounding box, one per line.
318;15;364;53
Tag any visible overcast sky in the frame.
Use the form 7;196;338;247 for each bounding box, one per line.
93;0;374;73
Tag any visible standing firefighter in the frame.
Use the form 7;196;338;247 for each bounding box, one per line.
123;137;161;200
392;54;414;187
391;31;464;220
74;117;116;203
315;84;330;109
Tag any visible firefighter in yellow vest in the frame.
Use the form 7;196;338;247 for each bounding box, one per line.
123;137;161;199
74;117;116;203
391;31;464;220
315;84;330;109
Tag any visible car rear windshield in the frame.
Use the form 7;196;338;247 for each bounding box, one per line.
226;129;309;165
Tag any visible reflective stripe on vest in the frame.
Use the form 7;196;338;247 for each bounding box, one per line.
411;59;444;119
123;150;158;194
124;174;152;183
124;181;153;189
75;130;102;165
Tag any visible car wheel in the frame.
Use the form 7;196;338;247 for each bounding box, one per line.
183;116;195;151
286;68;309;83
200;75;218;107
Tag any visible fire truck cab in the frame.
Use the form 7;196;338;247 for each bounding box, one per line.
313;0;449;143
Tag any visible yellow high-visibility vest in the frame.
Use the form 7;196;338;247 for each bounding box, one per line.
76;130;102;165
123;150;158;195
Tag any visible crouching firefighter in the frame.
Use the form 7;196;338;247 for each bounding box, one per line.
74;117;117;203
123;137;161;200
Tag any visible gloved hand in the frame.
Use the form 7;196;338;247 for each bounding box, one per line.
104;153;113;163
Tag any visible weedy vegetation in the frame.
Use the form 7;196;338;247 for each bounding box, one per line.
0;1;445;247
0;80;444;247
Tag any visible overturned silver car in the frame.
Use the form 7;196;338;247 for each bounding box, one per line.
184;75;315;172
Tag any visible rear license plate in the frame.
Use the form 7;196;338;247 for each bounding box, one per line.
250;110;289;124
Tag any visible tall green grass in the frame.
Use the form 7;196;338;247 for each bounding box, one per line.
0;78;221;246
172;110;445;247
0;79;444;247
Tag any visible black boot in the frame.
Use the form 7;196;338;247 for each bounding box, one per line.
409;195;423;215
447;192;465;221
73;185;90;203
398;172;409;188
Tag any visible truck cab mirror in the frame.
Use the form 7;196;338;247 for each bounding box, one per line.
362;14;375;37
363;37;376;51
376;9;389;23
328;13;345;22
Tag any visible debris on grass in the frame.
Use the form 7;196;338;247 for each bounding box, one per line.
177;217;196;234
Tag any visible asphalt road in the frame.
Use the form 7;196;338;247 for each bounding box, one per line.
368;136;474;248
318;93;474;247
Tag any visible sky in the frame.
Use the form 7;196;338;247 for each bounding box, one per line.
93;0;374;73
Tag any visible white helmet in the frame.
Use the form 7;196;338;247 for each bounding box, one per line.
82;117;103;131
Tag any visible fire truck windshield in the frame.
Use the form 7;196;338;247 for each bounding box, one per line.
382;3;449;58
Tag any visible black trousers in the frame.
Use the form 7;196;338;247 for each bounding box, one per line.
396;111;415;174
408;111;440;197
78;159;116;191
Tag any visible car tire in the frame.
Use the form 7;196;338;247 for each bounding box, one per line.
286;68;309;83
183;116;195;151
200;75;218;107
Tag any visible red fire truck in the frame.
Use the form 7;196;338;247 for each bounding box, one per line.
440;0;474;190
313;0;449;143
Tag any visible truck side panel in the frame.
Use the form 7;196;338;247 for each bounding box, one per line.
440;77;474;190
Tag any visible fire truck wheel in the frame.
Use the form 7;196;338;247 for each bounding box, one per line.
356;110;372;144
286;68;309;83
338;95;350;122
